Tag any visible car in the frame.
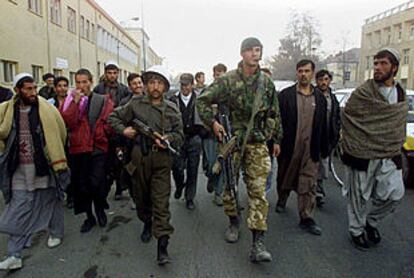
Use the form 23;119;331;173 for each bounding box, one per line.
333;88;355;108
403;89;414;188
274;80;295;92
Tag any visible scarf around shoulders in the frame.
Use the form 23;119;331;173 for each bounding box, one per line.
0;95;68;172
341;79;408;159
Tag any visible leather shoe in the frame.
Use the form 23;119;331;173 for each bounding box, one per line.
349;232;370;251
299;218;322;236
186;200;195;210
80;216;96;233
365;222;381;245
141;222;152;243
275;204;286;213
96;210;107;227
174;187;183;199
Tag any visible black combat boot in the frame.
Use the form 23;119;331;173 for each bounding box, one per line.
157;235;171;265
141;221;152;243
249;230;272;263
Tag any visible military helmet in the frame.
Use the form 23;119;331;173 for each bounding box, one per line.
143;65;171;92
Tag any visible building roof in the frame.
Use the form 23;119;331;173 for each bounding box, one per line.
86;0;140;49
365;0;414;25
323;48;360;64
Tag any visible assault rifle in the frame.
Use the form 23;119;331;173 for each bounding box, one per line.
217;113;241;216
131;118;179;155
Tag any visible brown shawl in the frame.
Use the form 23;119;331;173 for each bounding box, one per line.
341;79;408;159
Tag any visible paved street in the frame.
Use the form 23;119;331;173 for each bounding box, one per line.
0;160;413;278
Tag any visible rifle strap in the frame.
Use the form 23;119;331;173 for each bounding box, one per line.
239;71;265;160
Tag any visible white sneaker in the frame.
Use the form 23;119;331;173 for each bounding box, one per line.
0;256;22;270
47;236;62;248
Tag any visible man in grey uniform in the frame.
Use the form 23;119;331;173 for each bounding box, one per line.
341;48;408;250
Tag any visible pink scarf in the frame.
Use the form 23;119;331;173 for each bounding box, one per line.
62;89;89;120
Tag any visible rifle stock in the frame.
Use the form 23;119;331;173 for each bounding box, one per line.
218;114;241;216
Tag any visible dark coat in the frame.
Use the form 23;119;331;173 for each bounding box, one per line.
277;84;329;165
93;82;130;107
0;87;13;104
326;88;341;153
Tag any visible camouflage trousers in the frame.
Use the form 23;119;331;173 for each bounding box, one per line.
223;143;271;231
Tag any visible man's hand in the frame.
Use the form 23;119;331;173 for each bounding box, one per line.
273;144;281;157
73;89;84;104
213;121;226;142
123;127;137;139
155;136;168;149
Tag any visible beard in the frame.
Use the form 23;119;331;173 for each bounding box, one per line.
374;69;393;83
20;94;38;105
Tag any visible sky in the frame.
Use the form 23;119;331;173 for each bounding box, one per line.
95;0;407;80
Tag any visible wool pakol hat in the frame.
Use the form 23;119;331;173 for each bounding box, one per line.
240;37;263;53
13;73;33;87
380;48;400;63
105;60;120;70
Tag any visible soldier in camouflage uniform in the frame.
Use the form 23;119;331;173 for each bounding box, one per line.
108;65;183;265
197;37;282;263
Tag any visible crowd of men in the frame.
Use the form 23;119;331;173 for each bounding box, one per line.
0;37;408;270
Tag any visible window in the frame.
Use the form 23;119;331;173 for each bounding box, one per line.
395;24;402;42
384;28;391;45
91;23;95;43
1;60;17;83
366;33;372;48
411;24;414;39
69;72;76;87
67;7;76;33
366;56;371;69
344;71;351;81
403;49;410;65
97;62;101;78
375;30;381;46
31;65;43;84
86;20;90;40
53;69;62;77
80;16;85;38
28;0;41;15
50;0;61;25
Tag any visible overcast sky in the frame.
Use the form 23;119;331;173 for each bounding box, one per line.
95;0;407;80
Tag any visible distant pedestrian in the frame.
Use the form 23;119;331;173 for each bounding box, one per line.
38;73;55;99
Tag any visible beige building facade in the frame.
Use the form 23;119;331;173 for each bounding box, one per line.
0;0;160;89
359;0;414;89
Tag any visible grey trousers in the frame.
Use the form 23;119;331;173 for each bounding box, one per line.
343;159;405;236
0;189;64;257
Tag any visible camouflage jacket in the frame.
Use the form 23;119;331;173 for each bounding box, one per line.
108;95;184;150
197;62;282;145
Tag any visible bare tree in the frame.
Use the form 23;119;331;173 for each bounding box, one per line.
268;11;322;80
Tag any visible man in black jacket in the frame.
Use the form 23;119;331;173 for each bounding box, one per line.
38;73;55;99
94;61;131;200
93;61;130;108
170;73;204;210
315;70;341;207
276;60;328;236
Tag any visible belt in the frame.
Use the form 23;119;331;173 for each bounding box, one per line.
150;144;168;152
